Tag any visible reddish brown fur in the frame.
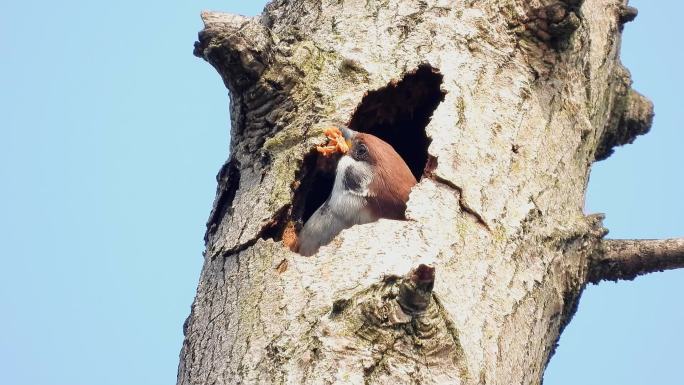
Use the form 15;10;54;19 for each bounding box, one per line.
355;133;417;220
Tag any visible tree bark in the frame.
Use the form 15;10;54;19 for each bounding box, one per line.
178;1;680;384
589;238;684;283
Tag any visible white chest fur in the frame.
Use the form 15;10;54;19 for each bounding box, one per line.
328;155;376;225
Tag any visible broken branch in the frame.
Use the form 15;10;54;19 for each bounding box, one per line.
588;238;684;283
397;264;436;315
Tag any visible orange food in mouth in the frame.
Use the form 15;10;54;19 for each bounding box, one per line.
316;126;349;156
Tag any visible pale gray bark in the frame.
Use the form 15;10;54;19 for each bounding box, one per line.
178;1;679;384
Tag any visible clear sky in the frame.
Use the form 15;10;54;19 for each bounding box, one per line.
0;1;680;385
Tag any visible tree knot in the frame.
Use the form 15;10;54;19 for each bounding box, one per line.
518;1;584;50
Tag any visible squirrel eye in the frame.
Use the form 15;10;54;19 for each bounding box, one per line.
356;143;368;157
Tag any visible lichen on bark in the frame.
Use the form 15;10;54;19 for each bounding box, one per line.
177;1;677;385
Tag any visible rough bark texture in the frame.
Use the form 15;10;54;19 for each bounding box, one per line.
178;1;679;384
589;238;684;283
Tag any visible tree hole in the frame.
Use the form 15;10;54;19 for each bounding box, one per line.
348;64;445;180
268;65;446;247
295;151;337;225
298;65;446;225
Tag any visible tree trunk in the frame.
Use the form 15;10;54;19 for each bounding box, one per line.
178;1;682;384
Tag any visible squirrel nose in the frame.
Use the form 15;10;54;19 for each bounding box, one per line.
340;126;356;141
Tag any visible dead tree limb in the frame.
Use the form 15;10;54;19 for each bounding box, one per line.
589;238;684;283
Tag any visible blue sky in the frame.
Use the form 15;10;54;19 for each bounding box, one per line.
0;1;680;385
